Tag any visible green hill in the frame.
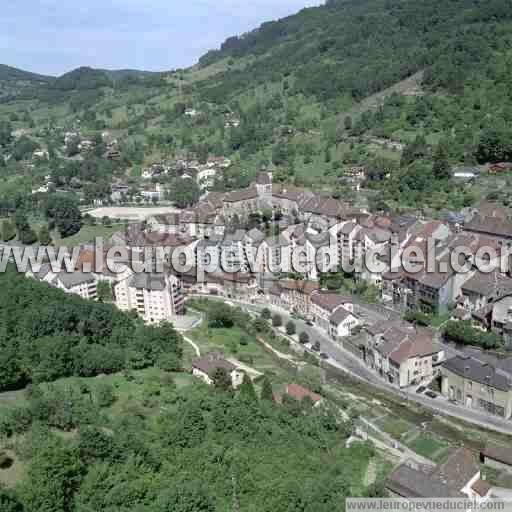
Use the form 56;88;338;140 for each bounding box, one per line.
1;0;512;211
0;64;52;83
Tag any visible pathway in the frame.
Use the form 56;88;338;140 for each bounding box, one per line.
364;460;377;486
182;336;201;357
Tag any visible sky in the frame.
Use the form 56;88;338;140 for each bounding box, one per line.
1;0;324;76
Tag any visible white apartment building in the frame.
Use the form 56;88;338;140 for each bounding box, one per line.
113;271;184;324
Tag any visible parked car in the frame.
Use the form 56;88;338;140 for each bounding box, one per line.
312;341;321;352
416;386;426;394
425;391;437;399
306;320;313;326
319;352;329;360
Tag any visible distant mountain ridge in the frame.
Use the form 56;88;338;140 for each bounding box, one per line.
0;63;52;83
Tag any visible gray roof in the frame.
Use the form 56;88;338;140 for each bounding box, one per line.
246;228;265;243
443;355;512;392
192;353;236;377
462;271;512;298
386;464;463;498
56;271;95;289
129;273;167;291
224;229;246;242
329;307;354;325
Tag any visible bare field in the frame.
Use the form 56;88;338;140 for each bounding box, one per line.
86;206;181;221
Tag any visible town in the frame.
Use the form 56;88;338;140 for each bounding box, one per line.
2;0;512;509
20;166;512;430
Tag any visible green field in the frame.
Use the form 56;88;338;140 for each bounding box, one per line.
406;433;450;461
53;223;124;247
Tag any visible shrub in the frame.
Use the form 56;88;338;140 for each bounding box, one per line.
260;308;271;320
299;332;310;344
272;314;283;328
285;321;296;336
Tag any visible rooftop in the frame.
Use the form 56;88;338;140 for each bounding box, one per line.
443;355;512;392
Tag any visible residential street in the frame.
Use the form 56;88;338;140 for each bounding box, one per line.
193;295;512;435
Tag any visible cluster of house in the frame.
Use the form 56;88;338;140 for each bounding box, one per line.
143;172;512;336
24;168;512;418
172;155;231;190
63;130;120;160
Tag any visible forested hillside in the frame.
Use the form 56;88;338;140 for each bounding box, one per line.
0;268;183;391
2;0;512;215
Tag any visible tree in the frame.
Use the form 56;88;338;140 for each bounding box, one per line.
167;178;200;208
299;331;310;345
0;487;23;512
157;481;215;512
14;213;37;245
95;383;116;407
432;142;451;180
96;280;113;303
260;308;271;320
285;321;296;336
11;136;39;161
212;367;232;391
238;373;257;403
475;126;512;164
45;195;82;238
65;135;80;157
208;302;234;328
78;426;120;463
272;314;283;328
38;225;52;246
344;115;353;131
0;220;15;242
260;376;274;402
20;441;85;512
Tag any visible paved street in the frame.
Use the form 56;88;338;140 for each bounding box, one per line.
193;295;512;435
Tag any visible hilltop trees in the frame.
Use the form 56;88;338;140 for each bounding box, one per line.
167;178;200;208
44;194;82;238
432;142;451;180
475;125;512;164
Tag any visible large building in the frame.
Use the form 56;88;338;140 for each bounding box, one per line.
440;355;512;419
113;271;184;324
366;321;444;388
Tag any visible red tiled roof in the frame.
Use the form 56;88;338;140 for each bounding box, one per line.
285;383;322;403
471;479;491;497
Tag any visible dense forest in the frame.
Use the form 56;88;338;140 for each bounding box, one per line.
0;271;381;512
0;368;376;512
0;268;183;391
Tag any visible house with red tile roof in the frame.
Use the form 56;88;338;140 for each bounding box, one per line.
275;383;323;406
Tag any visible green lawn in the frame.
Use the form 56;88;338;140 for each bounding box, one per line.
186;318;292;383
377;416;412;438
53;223;124;247
407;433;450;460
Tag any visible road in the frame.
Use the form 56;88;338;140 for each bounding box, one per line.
192;295;512;435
